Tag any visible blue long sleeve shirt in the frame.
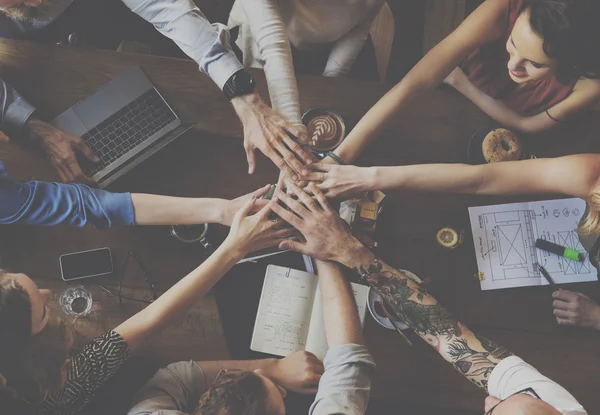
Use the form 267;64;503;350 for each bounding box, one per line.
0;161;134;228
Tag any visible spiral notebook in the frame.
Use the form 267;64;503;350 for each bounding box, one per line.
250;264;369;359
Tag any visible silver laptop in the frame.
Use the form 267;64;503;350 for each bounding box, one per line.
52;66;193;188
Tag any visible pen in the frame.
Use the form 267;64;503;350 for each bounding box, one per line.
537;264;556;286
535;239;584;262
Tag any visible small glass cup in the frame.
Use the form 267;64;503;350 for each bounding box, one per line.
170;223;212;250
59;285;93;317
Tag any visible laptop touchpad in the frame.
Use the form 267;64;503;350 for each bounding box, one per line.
72;66;154;130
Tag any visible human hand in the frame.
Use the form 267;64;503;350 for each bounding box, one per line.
267;351;324;394
552;289;600;330
302;163;375;199
231;93;315;180
26;118;99;184
0;131;9;143
270;183;367;265
223;191;295;257
443;67;468;88
220;184;271;227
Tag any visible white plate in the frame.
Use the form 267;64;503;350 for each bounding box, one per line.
367;269;422;331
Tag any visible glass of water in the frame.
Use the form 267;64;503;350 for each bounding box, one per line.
59;285;93;317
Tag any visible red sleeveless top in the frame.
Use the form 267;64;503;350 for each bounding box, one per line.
460;0;575;116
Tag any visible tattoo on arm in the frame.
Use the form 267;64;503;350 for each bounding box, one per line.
354;259;513;389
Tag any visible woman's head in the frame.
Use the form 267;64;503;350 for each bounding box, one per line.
0;271;71;403
506;0;600;84
578;187;600;236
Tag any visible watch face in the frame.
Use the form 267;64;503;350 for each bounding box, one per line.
236;71;254;93
225;70;255;99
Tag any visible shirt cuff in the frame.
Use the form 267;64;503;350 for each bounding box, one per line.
323;344;375;369
94;191;135;228
4;90;36;138
205;49;244;91
488;356;527;398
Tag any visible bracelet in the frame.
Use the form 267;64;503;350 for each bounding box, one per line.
546;109;566;124
326;151;345;165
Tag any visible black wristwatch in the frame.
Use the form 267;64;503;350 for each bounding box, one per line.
223;69;256;101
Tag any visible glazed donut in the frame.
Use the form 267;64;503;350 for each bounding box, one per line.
482;128;522;163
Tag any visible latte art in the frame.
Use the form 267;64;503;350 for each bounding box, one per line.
307;115;343;151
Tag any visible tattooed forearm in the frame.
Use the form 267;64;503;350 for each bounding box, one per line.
448;339;496;388
475;334;513;360
367;271;461;337
354;257;512;389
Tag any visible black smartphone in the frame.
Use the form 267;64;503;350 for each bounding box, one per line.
59;247;113;281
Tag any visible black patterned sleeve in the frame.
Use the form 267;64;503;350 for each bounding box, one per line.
42;331;131;415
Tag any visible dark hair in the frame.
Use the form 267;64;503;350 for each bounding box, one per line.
521;0;600;84
0;272;33;396
0;272;72;405
195;371;269;415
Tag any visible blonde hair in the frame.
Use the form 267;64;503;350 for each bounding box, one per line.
0;271;72;405
578;187;600;235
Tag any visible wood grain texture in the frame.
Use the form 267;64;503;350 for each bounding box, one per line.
423;0;466;54
369;2;395;83
1;39;600;413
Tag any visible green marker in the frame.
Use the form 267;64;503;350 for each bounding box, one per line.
262;184;277;200
535;239;584;262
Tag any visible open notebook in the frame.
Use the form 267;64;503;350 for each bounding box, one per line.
250;264;369;359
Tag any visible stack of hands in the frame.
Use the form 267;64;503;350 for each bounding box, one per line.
220;181;371;393
223;180;368;267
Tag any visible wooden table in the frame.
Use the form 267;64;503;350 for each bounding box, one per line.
1;39;600;414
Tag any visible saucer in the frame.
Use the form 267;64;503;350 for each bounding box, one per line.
367;269;422;331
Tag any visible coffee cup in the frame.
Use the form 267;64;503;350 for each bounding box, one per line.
302;108;346;153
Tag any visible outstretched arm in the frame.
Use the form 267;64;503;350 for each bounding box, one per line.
272;183;510;389
122;0;241;89
239;0;303;130
330;0;509;164
304;154;600;200
445;68;600;134
131;185;271;227
115;188;292;351
316;260;364;346
121;0;313;179
349;252;511;389
307;260;374;415
0;167;271;228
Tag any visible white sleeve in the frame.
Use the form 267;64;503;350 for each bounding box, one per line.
323;0;385;77
121;0;243;90
488;356;587;415
239;0;303;128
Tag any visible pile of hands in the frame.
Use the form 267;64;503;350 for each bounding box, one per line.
220;182;371;394
221;181;366;266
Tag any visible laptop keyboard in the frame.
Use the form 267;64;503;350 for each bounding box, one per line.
81;88;177;176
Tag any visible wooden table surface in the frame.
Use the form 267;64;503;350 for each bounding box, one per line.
1;39;600;413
